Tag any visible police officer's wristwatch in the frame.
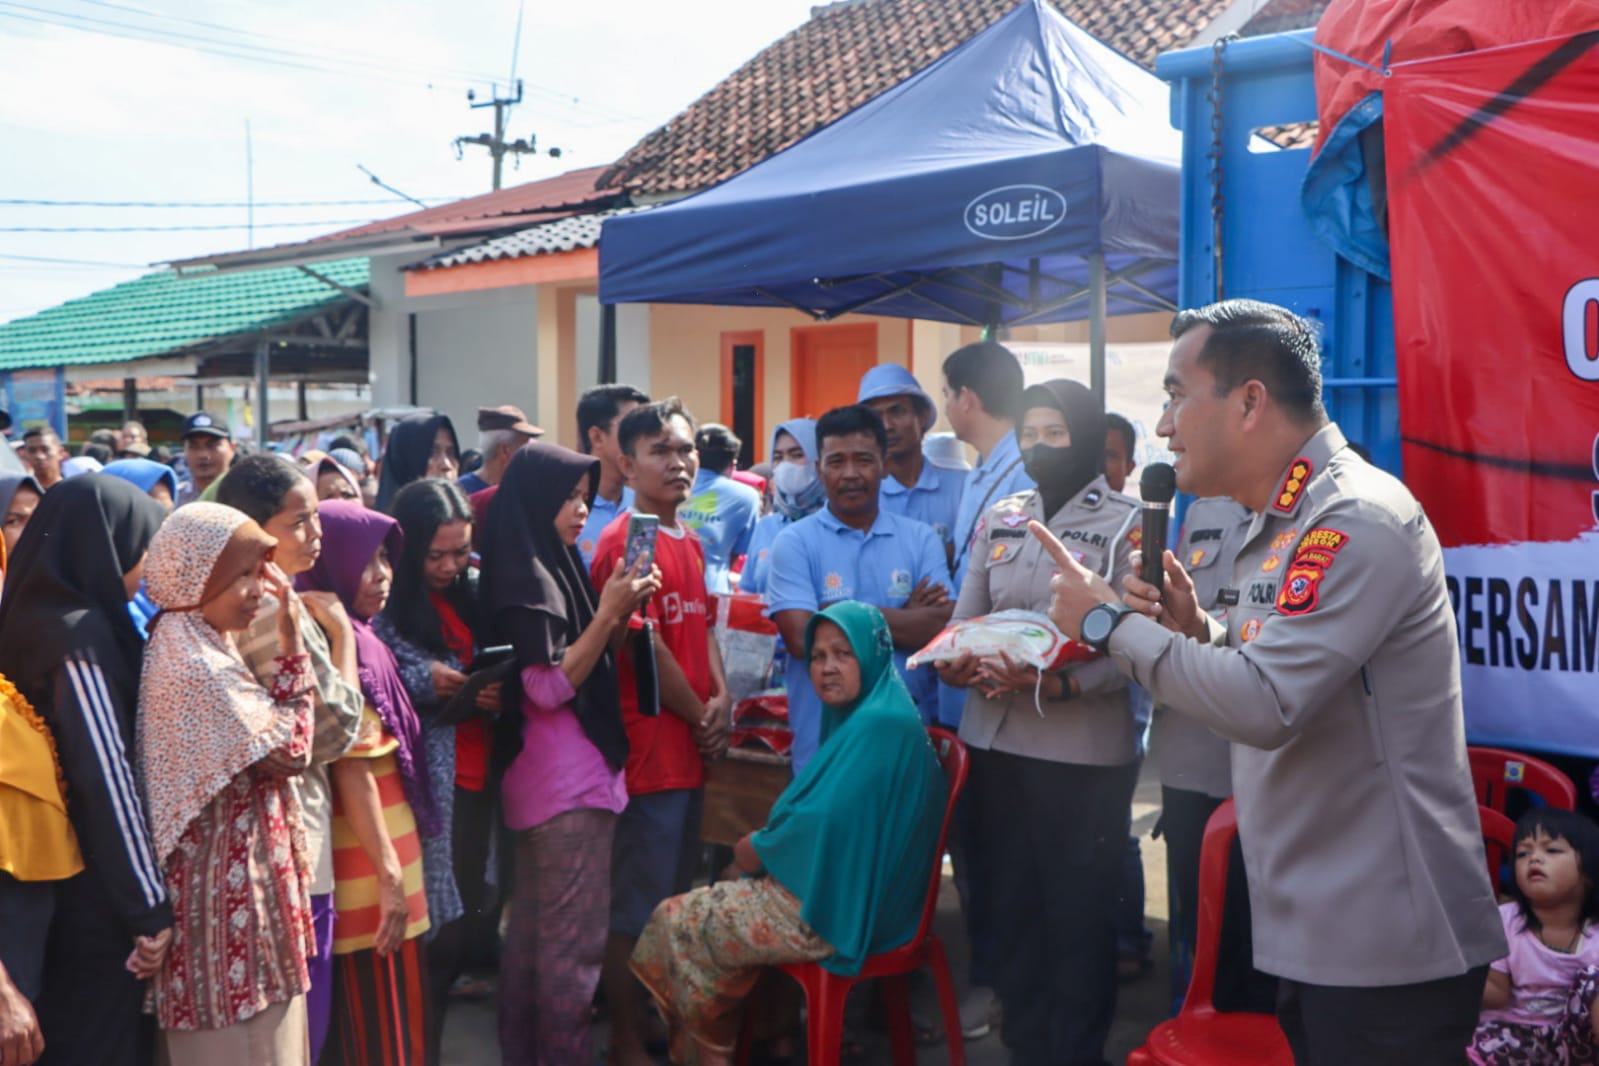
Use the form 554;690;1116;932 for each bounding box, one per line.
1081;601;1136;653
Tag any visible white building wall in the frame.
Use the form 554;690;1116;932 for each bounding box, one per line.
365;251;412;409
410;285;540;440
574;296;650;397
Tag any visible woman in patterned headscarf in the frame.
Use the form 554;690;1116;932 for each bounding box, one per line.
298;500;436;1066
136;502;318;1064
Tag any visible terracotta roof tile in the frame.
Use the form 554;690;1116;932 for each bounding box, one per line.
601;0;1232;196
304;165;621;247
1240;0;1330;36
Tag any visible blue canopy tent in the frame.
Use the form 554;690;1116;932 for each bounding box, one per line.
599;0;1182;400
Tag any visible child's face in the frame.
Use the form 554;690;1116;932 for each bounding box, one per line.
1516;828;1586;906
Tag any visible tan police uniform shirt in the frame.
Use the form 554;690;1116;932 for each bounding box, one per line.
1149;496;1253;800
1108;424;1506;987
956;475;1141;766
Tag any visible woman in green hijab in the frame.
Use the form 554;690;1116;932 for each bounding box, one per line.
631;600;947;1066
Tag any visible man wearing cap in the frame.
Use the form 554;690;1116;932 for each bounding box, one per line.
458;404;542;495
175;412;235;507
857;364;965;566
118;420;151;459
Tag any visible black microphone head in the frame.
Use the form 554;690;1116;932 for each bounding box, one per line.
1140;462;1177;504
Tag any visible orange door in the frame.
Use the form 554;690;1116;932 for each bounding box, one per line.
790;323;880;419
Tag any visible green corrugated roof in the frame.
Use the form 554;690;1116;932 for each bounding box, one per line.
0;258;369;372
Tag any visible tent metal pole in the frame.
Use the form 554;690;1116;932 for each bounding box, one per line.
254;338;270;448
1088;253;1107;407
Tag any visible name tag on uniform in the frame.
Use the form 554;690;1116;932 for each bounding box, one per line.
1217;587;1240;606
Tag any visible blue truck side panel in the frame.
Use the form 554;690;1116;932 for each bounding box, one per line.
1156;31;1400;476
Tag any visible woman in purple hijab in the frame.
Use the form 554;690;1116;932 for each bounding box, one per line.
295;500;437;1065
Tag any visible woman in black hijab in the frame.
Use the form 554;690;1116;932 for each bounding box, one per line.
934;378;1143;1066
0;474;170;1066
376;413;459;512
479;442;658;1066
0;470;43;560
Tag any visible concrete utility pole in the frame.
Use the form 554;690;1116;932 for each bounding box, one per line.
454;81;561;190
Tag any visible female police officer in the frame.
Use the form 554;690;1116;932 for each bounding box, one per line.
936;379;1139;1066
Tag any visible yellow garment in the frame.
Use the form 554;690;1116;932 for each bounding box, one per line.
0;675;84;881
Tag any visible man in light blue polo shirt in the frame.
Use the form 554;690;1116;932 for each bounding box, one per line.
857;363;965;564
575;383;649;565
938;341;1035;1035
943;342;1035;589
766;404;954;772
681;423;761;594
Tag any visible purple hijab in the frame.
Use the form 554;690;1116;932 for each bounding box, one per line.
295;499;439;834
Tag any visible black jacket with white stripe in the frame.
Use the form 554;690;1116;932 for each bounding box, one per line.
46;650;171;937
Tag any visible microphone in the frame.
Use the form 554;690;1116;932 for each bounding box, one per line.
1139;463;1177;593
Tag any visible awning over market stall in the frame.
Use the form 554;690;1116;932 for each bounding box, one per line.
599;0;1182;336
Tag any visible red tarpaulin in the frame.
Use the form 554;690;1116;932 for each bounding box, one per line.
1385;33;1599;752
1301;0;1599;278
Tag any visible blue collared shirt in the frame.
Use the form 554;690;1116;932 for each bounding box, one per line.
952;433;1033;589
737;512;792;596
681;469;761;595
457;470;491;495
579;486;633;567
765;506;952;772
879;459;965;555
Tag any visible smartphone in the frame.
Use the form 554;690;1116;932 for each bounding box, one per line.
623;514;660;576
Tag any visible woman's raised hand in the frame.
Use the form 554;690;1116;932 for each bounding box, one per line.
597;558;662;624
298;590;352;642
262;562;307;658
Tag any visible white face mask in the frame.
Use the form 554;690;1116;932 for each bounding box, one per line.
771;459;824;520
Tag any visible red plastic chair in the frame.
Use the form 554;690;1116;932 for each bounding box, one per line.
738;727;969;1066
1479;805;1516;892
1467;745;1576;812
1128;800;1525;1066
1127;799;1291;1066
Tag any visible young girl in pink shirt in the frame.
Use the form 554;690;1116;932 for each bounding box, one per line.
1471;807;1599;1065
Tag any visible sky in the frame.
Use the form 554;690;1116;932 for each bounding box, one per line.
0;0;822;322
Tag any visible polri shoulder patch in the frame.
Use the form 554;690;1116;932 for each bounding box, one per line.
1276;563;1326;615
1273;458;1313;513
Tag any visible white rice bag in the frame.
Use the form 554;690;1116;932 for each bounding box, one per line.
906;609;1097;671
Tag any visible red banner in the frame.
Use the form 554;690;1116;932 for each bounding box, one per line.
1386;34;1599;753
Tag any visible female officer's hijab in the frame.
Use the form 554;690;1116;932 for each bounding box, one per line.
1018;379;1106;518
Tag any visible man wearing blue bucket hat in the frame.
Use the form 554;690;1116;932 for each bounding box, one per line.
856;364;964;567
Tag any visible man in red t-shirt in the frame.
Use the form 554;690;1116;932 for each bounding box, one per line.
591;397;731;1066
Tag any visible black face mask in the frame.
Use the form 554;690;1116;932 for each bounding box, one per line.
1024;443;1101;518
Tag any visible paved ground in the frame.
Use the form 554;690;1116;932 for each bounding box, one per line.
442;770;1173;1065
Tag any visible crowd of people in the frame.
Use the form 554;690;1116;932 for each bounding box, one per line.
0;298;1594;1066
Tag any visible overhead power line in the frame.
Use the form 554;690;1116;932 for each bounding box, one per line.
0;2;497;89
0;252;146;267
0;196;450;208
0;218;377;233
1;0;645;120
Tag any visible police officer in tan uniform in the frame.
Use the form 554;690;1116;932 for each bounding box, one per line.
1035;301;1505;1065
936;378;1140;1066
1151;495;1273;1012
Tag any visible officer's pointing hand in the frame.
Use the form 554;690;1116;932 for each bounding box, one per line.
1027;520;1119;641
1122;550;1206;640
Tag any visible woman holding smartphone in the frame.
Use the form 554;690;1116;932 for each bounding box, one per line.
373;478;502;1058
480;442;659;1066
